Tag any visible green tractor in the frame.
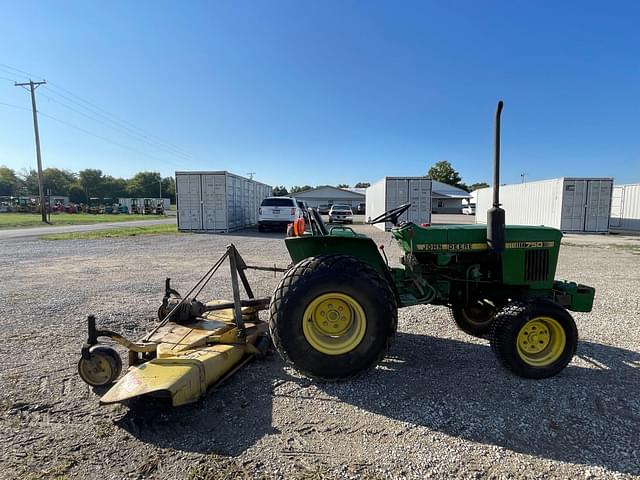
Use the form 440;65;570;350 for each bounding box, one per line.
269;101;594;381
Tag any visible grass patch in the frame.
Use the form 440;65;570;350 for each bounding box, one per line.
40;223;178;240
0;212;163;229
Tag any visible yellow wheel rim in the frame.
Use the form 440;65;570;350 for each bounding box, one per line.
302;292;367;355
78;353;114;386
516;316;566;366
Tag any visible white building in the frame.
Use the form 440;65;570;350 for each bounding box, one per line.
293;186;365;209
610;184;640;232
431;181;471;213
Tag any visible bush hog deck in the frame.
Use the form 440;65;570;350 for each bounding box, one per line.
78;102;595;406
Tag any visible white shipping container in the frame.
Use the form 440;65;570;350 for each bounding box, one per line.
475;177;613;233
366;177;432;231
176;171;272;232
610;184;640;231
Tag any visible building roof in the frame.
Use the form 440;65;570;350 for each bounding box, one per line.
431;180;472;199
293;185;365;199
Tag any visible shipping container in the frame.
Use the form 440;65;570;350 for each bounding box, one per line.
610;184;640;232
475;177;613;233
175;171;272;232
366;177;432;231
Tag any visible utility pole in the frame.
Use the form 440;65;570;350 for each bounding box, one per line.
16;79;47;223
247;172;255;180
521;172;527;183
159;179;162;199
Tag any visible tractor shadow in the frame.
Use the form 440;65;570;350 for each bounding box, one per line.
114;333;640;475
312;333;640;476
113;354;283;456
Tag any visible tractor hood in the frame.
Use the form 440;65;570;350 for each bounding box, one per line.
392;224;563;253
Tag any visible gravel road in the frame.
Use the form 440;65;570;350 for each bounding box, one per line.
1;226;638;479
0;217;175;240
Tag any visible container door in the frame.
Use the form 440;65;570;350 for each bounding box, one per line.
585;180;612;232
609;186;623;228
560;180;588;231
176;174;202;230
408;178;431;225
201;174;227;231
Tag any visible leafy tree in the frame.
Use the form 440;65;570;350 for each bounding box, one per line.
42;168;76;195
0;166;20;196
290;185;312;193
128;171;162;198
469;182;490;191
354;182;370;188
68;184;86;203
18;168;39;195
272;186;288;196
336;183;350;188
103;176;129;198
161;176;176;202
428;161;462;187
79;169;105;198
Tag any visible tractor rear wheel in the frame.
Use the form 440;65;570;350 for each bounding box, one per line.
450;300;497;337
490;300;577;379
269;254;397;381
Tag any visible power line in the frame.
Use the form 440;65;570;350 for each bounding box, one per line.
38;91;193;161
37;110;183;169
0;63;193;160
0;100;32;111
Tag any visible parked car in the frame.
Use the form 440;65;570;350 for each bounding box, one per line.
462;202;476;215
328;204;354;224
318;204;331;215
258;196;304;232
356;202;366;214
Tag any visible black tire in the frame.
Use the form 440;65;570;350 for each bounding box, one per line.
490;300;578;379
78;345;123;387
269;254;397;381
450;300;497;337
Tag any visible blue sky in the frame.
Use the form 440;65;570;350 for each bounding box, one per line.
0;0;638;187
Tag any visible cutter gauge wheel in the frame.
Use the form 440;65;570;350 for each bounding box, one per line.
78;345;123;387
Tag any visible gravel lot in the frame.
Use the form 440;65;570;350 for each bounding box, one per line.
1;225;639;479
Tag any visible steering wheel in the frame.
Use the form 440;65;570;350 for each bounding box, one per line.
367;203;412;226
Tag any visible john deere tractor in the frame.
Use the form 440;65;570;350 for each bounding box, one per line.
77;102;594;407
269;101;594;381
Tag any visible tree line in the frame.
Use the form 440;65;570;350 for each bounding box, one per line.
0;166;176;203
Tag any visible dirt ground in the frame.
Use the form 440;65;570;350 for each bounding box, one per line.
1;225;639;479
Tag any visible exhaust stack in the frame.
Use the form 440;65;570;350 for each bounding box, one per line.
487;100;505;252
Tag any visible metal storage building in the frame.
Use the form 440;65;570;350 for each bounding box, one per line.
293;186;365;209
366;177;432;231
475;177;613;233
610;184;640;232
175;171;272;232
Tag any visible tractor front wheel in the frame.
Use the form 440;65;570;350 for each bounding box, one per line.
269;255;397;381
490;300;577;379
450;299;497;337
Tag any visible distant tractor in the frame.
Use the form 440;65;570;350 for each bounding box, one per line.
130;199;141;215
143;198;154;215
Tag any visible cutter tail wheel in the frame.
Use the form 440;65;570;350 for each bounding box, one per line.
450;299;497;337
78;346;123;387
269;254;397;381
490;300;578;379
